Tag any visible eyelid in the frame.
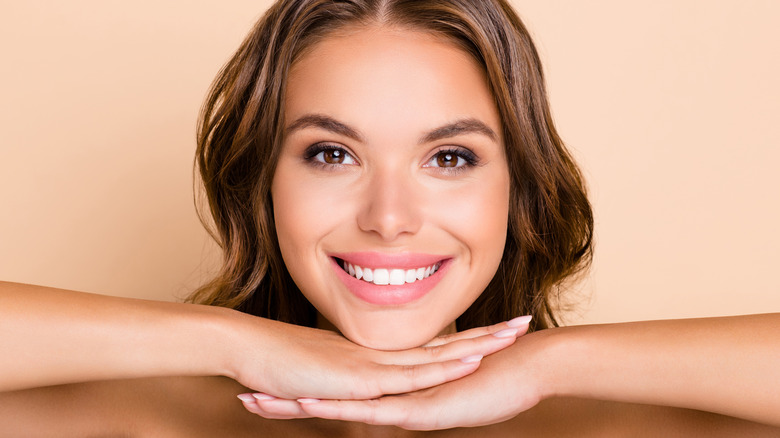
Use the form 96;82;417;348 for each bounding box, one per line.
303;142;359;166
422;146;480;169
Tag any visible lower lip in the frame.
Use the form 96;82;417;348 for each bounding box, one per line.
330;257;450;306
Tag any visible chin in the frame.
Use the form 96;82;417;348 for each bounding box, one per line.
332;312;452;351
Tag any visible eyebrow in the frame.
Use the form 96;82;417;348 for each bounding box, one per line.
285;114;365;142
285;113;498;144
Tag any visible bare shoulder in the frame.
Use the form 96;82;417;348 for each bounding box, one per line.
3;381;778;437
0;376;302;437
486;397;780;438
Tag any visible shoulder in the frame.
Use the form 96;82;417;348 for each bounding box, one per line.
493;397;780;438
0;376;292;437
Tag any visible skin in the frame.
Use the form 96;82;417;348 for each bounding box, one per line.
2;19;779;438
272;25;510;350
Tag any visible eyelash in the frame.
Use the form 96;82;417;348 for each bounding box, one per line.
302;143;481;171
425;148;480;170
303;143;356;168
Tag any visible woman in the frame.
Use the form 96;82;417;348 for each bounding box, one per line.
1;0;778;436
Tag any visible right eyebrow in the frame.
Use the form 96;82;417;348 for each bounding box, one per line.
285;114;365;143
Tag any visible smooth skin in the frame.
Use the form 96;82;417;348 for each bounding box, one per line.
2;23;779;438
272;25;510;351
239;25;780;431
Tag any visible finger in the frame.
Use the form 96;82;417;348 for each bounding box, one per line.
299;396;440;431
369;356;481;396
237;393;312;420
376;325;523;366
424;315;532;347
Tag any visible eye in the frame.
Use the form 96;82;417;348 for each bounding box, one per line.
424;148;479;169
304;143;357;166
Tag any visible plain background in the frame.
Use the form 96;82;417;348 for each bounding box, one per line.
1;1;778;325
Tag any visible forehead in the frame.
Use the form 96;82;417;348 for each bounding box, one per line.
284;25;500;139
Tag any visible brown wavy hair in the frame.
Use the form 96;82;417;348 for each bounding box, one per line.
187;0;593;333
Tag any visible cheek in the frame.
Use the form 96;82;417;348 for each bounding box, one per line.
434;172;510;264
271;161;354;276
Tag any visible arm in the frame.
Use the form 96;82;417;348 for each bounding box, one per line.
0;281;232;391
0;281;518;397
290;314;780;429
541;314;780;426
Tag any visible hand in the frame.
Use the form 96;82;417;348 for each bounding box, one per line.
236;316;535;423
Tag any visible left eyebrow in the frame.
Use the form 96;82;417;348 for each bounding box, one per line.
419;118;499;144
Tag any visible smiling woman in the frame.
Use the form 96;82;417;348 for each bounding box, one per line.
188;2;593;349
272;27;513;349
1;0;780;437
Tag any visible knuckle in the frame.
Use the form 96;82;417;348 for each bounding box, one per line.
422;344;443;358
401;364;419;380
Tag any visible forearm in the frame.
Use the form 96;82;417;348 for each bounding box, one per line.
538;314;780;426
0;281;240;391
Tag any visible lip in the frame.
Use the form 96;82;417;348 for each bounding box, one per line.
329;251;446;270
329;252;451;306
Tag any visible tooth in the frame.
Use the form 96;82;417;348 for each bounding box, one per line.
389;269;405;285
343;260;348;271
416;267;425;280
355;265;363;280
362;267;373;282
373;269;389;285
425;266;432;277
405;269;416;283
348;263;355;277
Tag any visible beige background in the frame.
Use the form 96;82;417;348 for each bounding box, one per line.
1;1;778;325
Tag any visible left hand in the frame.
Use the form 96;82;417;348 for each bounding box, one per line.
239;324;549;430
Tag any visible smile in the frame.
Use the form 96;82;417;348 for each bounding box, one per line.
338;259;441;286
329;252;451;306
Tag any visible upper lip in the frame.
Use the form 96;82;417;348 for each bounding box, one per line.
329;251;449;270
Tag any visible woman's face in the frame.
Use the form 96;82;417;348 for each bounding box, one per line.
272;26;510;350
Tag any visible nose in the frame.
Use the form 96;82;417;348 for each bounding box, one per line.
356;169;423;241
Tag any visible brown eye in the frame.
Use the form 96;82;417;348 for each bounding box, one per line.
423;148;478;171
305;144;357;166
323;149;346;164
436;152;459;168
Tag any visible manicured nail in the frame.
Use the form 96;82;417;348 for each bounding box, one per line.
507;315;533;327
237;393;255;403
493;328;518;338
252;393;277;401
298;398;321;404
460;354;483;364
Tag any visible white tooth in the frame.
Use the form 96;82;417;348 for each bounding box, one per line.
355;265;363;280
405;269;417;283
425;266;432;277
348;263;355;277
416;267;425;280
343;260;348;271
432;264;439;274
389;269;405;285
362;267;373;282
373;269;390;285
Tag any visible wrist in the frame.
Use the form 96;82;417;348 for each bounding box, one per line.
174;303;249;380
526;325;587;401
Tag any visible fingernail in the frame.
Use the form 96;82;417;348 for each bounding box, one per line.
237;393;256;403
459;354;483;364
493;328;518;338
507;315;533;327
298;398;321;404
252;393;277;401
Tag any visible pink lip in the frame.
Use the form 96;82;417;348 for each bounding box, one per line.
329;253;451;306
329;251;446;270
